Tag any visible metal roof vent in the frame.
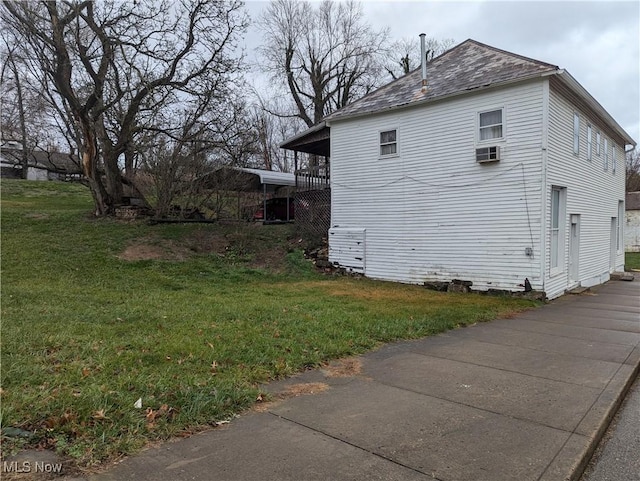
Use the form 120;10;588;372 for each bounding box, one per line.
420;33;428;92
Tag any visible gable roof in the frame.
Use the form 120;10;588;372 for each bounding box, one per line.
325;39;558;122
0;146;82;174
281;38;635;154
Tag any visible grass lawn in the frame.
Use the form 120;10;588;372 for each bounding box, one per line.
1;180;539;469
626;252;640;270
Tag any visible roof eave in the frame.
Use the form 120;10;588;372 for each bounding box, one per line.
279;121;327;149
553;70;636;148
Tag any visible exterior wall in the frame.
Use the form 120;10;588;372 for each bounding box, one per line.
545;80;627;299
626;210;640;252
329;81;545;292
27;166;49;181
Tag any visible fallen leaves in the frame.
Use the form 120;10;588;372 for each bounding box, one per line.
145;404;178;430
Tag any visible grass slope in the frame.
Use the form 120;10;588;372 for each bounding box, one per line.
1;180;538;468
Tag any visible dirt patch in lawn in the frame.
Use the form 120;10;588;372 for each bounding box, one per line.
117;239;193;261
117;230;230;262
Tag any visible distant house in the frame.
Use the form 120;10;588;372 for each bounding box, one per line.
626;192;640;253
282;39;636;299
0;141;83;181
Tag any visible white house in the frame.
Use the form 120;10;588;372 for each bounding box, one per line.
0;141;82;181
626;192;640;253
282;39;636;300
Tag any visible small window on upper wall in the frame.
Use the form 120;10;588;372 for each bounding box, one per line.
587;124;592;161
573;113;580;155
596;132;601;156
604;138;609;170
379;129;397;156
612;145;616;173
478;109;503;141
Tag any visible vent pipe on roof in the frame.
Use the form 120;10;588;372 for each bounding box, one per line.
419;33;428;92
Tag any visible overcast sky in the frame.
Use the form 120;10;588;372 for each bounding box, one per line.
243;0;640;147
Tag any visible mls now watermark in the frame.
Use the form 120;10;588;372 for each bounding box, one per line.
2;460;63;474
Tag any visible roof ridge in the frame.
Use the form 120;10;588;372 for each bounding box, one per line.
464;38;559;70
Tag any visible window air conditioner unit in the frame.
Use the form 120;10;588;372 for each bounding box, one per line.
476;146;500;163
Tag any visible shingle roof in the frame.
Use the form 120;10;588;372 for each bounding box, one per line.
325;39;559;122
0;147;82;174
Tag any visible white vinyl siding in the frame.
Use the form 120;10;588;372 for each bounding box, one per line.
546;80;626;299
330;81;543;292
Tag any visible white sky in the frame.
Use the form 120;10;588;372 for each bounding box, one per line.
242;0;640;147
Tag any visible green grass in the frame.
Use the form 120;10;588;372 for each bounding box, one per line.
1;179;539;468
626;252;640;270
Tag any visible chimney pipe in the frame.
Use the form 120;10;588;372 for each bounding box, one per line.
419;33;427;92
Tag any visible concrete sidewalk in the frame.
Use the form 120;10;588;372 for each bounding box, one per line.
82;280;639;481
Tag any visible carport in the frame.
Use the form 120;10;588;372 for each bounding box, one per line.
202;166;296;223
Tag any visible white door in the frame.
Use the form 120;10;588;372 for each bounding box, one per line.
569;215;580;283
610;217;617;272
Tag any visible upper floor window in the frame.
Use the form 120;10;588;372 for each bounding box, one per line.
612;145;616;173
604;138;609;170
379;129;397;156
479;109;503;141
596;132;601;156
573;113;580;155
587;124;592;161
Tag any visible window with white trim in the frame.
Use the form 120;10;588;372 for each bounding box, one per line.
604;138;609;170
573;113;580;155
478;109;503;141
587;124;592;161
379;129;397;156
551;186;566;272
612;144;616;173
596;132;601;156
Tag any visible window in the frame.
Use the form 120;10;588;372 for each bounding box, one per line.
379;129;397;156
587;124;592;161
596;132;601;156
479;109;503;141
604;138;609;170
612;144;616;173
573;113;580;155
551;187;566;272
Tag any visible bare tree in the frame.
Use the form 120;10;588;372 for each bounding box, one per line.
258;0;388;128
2;0;247;216
627;147;640;193
384;36;455;80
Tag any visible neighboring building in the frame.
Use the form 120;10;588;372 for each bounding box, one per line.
0;141;83;181
626;192;640;253
282;39;635;299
